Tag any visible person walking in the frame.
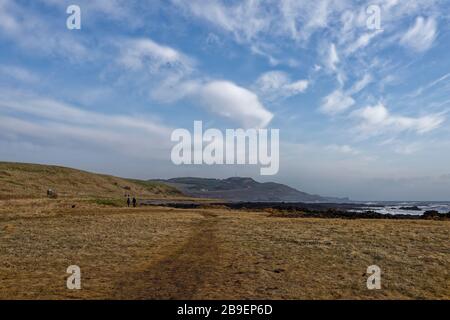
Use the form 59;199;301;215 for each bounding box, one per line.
127;196;131;207
132;197;137;208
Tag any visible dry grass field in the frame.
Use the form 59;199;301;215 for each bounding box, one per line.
0;198;449;300
0;162;449;299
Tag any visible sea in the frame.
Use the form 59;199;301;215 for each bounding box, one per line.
353;202;450;216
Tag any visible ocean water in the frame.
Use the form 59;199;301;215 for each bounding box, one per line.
355;202;450;216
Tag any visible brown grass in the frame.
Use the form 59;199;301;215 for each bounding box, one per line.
0;162;181;200
0;198;448;300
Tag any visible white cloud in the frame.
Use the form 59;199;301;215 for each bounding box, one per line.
321;42;346;85
353;103;445;135
115;37;272;129
197;81;273;129
279;0;332;41
326;144;360;155
320;74;372;116
40;0;139;25
0;0;88;60
117;38;193;73
393;143;421;155
250;45;280;66
348;74;372;95
0;65;39;83
151;76;201;104
326;43;340;71
114;37;197;107
320;89;355;115
400;16;437;52
255;71;309;101
173;0;347;65
152;77;273;129
410;72;450;98
174;0;334;43
286;80;309;93
173;0;269;42
345;31;382;55
0;90;172;158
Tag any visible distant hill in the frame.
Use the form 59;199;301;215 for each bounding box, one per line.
0;162;181;199
154;177;348;202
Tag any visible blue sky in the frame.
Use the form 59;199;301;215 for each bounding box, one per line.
0;0;450;200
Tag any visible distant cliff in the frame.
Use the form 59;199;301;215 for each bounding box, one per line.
154;177;348;202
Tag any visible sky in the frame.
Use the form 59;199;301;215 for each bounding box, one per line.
0;0;450;201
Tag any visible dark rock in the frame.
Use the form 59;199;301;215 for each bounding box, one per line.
273;268;285;273
46;189;57;199
399;206;421;211
423;210;441;219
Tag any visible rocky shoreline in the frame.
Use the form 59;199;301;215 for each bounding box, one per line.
142;201;450;220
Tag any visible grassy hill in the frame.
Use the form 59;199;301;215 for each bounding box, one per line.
157;177;327;202
0;162;181;200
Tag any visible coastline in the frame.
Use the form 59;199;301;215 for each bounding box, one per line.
141;200;450;220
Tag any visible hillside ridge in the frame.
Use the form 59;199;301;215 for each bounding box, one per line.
0;162;181;199
154;176;348;202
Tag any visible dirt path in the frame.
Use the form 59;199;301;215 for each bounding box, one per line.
113;212;221;299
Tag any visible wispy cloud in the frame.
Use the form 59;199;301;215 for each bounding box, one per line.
320;73;373;116
254;71;309;102
400;16;437;52
347;74;372;95
39;0;140;24
173;0;270;42
326;144;360;155
117;38;194;73
0;90;172;158
353;103;445;135
0;0;89;60
0;65;39;83
393;143;421;155
410;72;450;98
345;31;383;55
320;89;355;115
115;36;273;129
325;43;340;72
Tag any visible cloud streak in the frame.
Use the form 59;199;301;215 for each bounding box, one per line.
353;103;445;136
0;90;173;158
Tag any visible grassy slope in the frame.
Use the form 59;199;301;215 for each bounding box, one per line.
0;162;181;200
